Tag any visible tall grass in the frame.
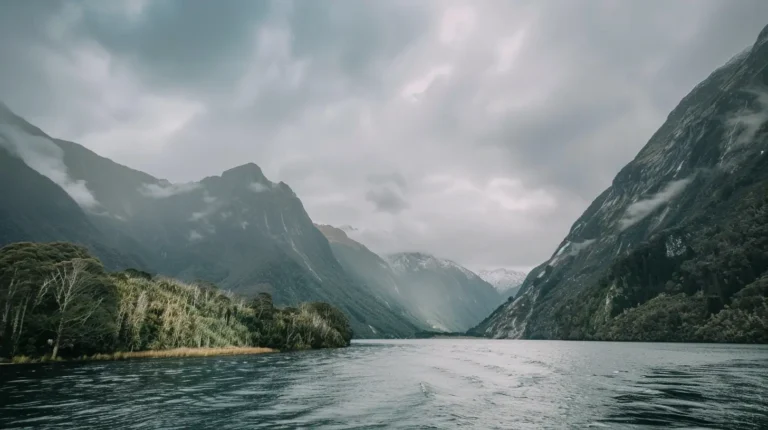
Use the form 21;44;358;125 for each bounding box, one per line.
114;276;256;351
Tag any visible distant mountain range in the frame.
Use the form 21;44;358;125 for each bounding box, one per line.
471;24;768;343
0;102;503;338
476;268;527;301
316;225;503;332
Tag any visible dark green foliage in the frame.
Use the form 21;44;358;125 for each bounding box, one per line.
0;242;352;359
537;183;768;343
0;242;119;358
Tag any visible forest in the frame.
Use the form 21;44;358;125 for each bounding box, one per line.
542;176;768;343
0;242;353;362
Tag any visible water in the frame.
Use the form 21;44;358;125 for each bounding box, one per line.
1;340;767;429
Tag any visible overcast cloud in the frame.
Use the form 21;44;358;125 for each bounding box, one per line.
1;1;766;271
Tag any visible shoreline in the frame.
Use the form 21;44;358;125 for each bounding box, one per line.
3;346;277;365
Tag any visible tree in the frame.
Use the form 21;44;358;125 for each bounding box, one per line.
43;258;110;359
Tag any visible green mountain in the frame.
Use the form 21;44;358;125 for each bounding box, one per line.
471;25;768;343
0;105;417;339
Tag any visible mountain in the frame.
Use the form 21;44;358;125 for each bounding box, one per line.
471;25;768;343
315;224;429;330
0;105;417;339
477;269;527;301
0;105;145;270
316;225;502;332
386;252;502;332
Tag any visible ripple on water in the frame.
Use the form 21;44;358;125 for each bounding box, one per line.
1;341;767;429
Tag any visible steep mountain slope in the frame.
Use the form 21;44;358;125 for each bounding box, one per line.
477;268;527;301
315;224;429;330
472;25;768;342
317;225;502;332
387;252;502;332
0;106;144;270
0;105;416;338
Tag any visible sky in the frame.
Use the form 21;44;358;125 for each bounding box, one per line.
1;1;767;272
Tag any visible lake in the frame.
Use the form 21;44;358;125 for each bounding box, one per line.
1;340;767;429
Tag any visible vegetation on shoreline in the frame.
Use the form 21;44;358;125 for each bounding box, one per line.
527;182;768;343
0;242;353;362
6;346;275;365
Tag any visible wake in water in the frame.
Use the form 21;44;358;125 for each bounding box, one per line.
1;340;766;429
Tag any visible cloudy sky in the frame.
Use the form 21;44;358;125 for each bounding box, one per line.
1;1;766;272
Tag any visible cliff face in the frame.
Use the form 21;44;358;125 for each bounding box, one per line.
472;25;768;342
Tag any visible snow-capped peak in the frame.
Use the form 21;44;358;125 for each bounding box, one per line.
477;268;527;294
386;252;478;279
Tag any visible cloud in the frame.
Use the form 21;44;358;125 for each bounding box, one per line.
1;1;766;269
726;88;768;149
188;230;203;241
366;187;409;214
0;123;99;209
139;182;201;198
249;182;270;193
619;178;692;230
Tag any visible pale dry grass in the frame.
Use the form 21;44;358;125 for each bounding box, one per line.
5;347;276;365
89;347;276;361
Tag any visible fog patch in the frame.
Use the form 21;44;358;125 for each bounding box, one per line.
0;124;99;209
203;193;217;204
550;239;596;265
140;182;201;198
249;182;270;193
188;201;221;222
619;178;692;230
726;89;768;149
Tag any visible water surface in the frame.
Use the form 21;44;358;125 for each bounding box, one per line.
1;340;767;429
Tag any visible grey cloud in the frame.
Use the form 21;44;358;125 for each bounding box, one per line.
77;0;274;90
367;173;408;191
365;187;409;214
1;1;766;270
619;178;692;230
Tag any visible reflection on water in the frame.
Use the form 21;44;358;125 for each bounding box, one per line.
1;340;766;429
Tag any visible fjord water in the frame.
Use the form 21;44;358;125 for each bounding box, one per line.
1;340;766;429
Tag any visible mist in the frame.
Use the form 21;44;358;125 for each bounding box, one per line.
619;178;692;230
0;124;99;209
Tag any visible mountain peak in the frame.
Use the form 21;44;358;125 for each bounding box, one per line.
221;162;268;182
477;268;527;298
387;252;479;279
315;223;366;250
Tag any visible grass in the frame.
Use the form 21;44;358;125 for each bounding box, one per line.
89;347;276;360
4;347;276;365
